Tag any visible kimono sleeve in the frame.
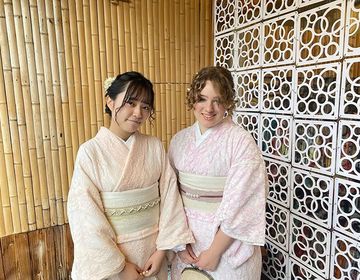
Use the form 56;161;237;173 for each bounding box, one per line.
215;133;268;246
155;141;194;250
168;134;178;171
67;146;125;280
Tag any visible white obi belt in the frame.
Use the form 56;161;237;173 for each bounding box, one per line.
178;171;226;213
101;183;160;243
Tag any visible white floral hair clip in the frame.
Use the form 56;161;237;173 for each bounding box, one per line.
104;76;116;93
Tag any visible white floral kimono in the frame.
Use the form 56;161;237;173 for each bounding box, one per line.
169;118;268;280
68;127;193;280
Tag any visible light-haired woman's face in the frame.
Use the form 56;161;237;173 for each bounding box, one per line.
193;80;226;133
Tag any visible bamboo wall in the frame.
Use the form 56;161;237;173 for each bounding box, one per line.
0;0;213;238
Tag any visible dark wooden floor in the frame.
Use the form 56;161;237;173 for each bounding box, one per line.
0;226;273;280
0;224;73;280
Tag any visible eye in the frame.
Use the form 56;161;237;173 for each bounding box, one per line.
197;97;206;102
125;100;135;107
142;104;150;111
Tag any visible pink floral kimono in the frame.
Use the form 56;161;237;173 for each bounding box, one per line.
169;118;268;279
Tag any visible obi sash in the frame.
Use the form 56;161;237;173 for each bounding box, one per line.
101;183;160;244
178;171;226;213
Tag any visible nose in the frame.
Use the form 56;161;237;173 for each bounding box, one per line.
205;100;214;112
132;104;142;118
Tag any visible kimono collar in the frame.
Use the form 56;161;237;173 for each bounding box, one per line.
120;134;135;148
98;127;135;149
194;118;234;147
194;122;213;147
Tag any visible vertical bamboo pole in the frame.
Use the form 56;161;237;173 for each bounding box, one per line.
147;0;155;82
174;0;181;133
0;127;7;236
175;83;181;132
90;0;104;131
169;1;177;137
180;0;186;85
45;0;66;225
75;0;91;140
104;0;113;77
53;0;72;222
104;0;113;128
90;0;103;136
3;0;29;232
147;0;155;135
45;1;67;225
135;0;143;74
185;0;192;126
95;0;106;129
165;81;171;144
163;0;170;83
82;0;97;135
140;0;151;135
129;1;138;70
21;0;45;229
141;1;149;79
29;0;51;227
0;51;14;235
192;0;199;76
110;2;119;76
164;0;171;144
205;0;213;66
56;0;76;203
117;2;126;73
200;0;205;68
68;0;85;144
38;0;59;226
190;0;198;125
159;0;166;145
13;0;39;231
123;2;131;71
160;84;167;147
111;2;119;74
153;0;161;139
169;0;176;83
60;0;79;162
179;0;186;129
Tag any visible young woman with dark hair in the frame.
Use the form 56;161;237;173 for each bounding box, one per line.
68;71;193;280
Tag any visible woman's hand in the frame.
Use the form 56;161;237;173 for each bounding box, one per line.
119;262;144;280
195;229;234;271
142;250;166;277
178;244;198;264
195;247;221;271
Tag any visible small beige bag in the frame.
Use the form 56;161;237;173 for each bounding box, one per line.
180;267;214;280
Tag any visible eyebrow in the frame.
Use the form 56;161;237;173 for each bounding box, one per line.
199;94;220;100
128;97;151;105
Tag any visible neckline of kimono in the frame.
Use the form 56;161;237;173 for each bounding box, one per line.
101;126;136;147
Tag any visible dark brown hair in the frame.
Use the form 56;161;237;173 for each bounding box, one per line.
186;66;236;114
105;71;155;122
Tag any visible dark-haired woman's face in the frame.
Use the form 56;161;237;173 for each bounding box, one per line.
107;90;150;139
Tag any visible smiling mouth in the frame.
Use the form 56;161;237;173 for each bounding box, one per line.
128;119;141;124
202;113;216;121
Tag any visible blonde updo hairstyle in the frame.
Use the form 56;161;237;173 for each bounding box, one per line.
186;66;236;115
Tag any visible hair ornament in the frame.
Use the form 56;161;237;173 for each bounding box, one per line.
104;76;116;93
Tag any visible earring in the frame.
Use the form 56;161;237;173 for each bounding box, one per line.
223;111;228;118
